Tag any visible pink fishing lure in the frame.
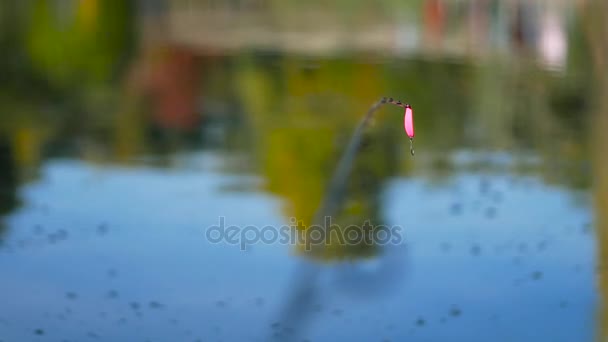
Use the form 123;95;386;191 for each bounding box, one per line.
404;104;414;138
382;97;415;155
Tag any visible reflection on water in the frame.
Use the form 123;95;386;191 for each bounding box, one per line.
0;1;606;341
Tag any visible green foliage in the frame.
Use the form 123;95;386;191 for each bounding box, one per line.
25;0;133;88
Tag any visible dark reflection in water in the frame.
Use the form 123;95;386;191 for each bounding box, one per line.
0;1;606;341
0;137;18;239
0;138;18;212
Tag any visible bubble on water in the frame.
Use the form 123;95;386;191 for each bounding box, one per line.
470;244;481;256
449;306;462;317
480;178;491;194
449;202;462;215
106;269;118;278
33;225;44;235
537;240;548;252
47;234;58;244
97;223;109;236
149;301;164;309
56;229;69;240
484;206;497;219
106;290;119;299
581;222;592;234
531;271;543;280
518;243;528;254
254;297;265;307
491;191;503;203
415;317;425;326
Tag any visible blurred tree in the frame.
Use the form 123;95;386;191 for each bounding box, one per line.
0;0;136;204
25;0;134;89
235;56;403;260
581;0;608;340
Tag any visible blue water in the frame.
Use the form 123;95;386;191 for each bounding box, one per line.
0;150;594;342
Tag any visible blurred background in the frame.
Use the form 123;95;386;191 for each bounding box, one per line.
0;0;607;341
